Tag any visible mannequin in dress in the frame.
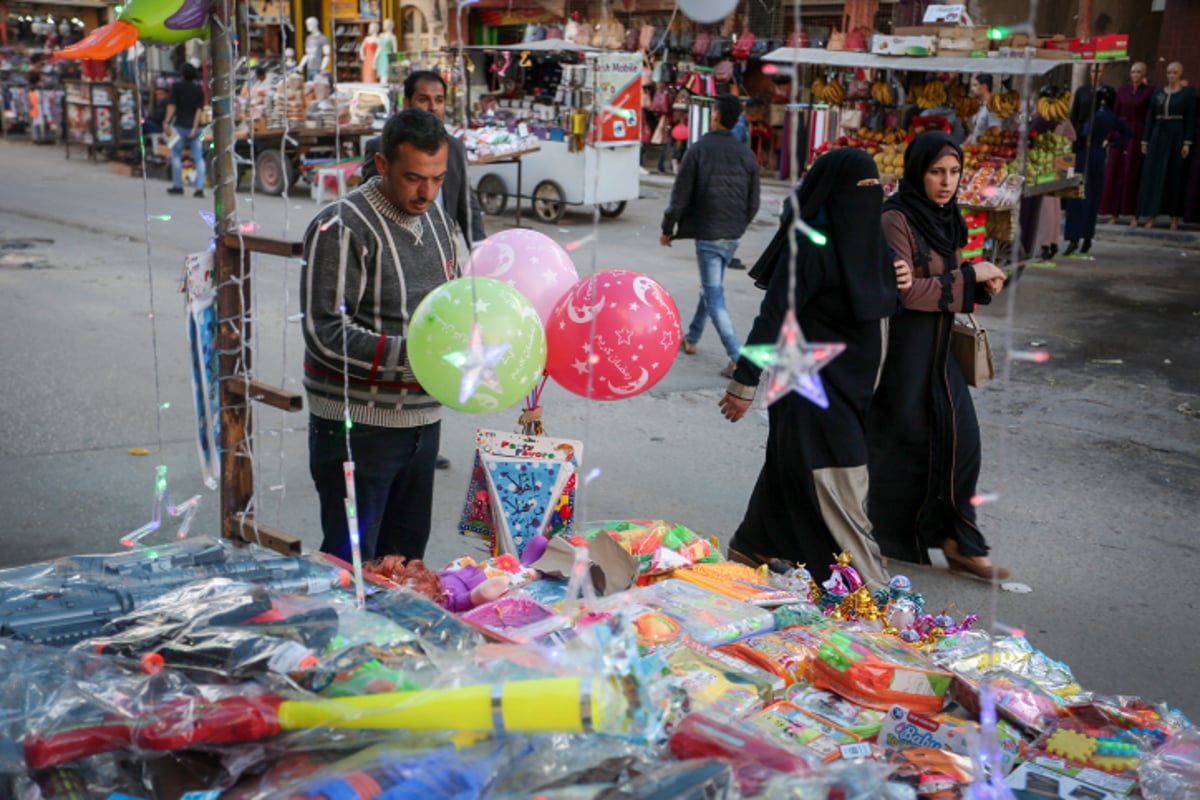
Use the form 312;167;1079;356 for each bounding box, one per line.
284;47;298;72
374;18;397;84
360;21;380;83
301;17;328;81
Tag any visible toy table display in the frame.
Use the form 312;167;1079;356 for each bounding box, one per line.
0;533;1195;799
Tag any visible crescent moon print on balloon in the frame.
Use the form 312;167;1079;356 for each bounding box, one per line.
546;270;681;401
604;367;651;397
566;298;607;325
56;0;211;59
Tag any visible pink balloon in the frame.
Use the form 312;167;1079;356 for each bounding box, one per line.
545;270;682;401
463;229;579;325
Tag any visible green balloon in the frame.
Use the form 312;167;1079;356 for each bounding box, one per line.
407;277;547;414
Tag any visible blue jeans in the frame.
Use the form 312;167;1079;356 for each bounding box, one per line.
171;125;205;189
308;415;440;562
686;239;742;361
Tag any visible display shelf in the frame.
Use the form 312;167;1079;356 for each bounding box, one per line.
332;19;373;83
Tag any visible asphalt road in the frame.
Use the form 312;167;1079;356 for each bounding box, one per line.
0;140;1197;721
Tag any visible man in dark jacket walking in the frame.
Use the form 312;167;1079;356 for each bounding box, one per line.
661;95;760;377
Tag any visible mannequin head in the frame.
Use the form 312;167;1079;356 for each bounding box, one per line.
368;21;380;35
383;18;394;32
1166;61;1183;88
285;47;296;64
305;16;318;33
1130;62;1146;86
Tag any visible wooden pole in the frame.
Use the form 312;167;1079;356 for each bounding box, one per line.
211;0;254;536
1076;0;1093;41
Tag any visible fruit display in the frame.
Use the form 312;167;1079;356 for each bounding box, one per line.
811;78;845;106
962;128;1021;169
986;90;1021;119
958;163;1024;208
953;96;980;120
1026;131;1072;181
1035;90;1072;124
915;81;948;109
870;79;893;106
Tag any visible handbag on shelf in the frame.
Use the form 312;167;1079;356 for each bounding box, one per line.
950;314;995;388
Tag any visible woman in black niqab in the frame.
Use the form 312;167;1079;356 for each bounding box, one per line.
718;148;902;589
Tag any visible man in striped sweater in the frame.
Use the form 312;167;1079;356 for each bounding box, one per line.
301;109;460;562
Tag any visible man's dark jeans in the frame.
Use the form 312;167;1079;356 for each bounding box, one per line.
308;415;440;562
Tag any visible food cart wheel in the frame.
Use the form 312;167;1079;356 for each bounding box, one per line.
254;149;293;196
476;173;508;216
598;201;627;219
532;180;567;224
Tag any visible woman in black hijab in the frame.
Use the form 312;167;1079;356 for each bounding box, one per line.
866;132;1009;580
719;148;906;589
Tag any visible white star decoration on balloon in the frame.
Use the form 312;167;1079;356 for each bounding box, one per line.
739;309;845;409
444;322;510;405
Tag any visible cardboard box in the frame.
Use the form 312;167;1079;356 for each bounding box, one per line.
1006;762;1125;800
109;160;142;177
1054;153;1076;177
871;34;937;56
923;4;973;25
1038;46;1076;60
1076;33;1127;51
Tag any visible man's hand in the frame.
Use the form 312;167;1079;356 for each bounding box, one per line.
659;234;672;247
894;258;913;291
719;393;751;422
1184;143;1191;159
1141;141;1148;155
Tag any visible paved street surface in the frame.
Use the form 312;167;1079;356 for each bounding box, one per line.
1;139;1197;720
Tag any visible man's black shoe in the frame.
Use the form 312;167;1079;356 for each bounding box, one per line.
167;186;184;195
728;258;747;270
435;454;451;470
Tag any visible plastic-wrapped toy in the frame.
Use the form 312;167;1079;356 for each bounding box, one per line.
674;562;806;607
617;579;774;647
652;638;784;730
878;704;1022;775
813;629;953;714
460;595;572;644
785;684;887;740
668;712;818;795
1138;726;1200;800
580;520;718;583
738;701;863;763
718;626;824;685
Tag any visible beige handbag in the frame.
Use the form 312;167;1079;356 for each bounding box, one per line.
951;314;995;388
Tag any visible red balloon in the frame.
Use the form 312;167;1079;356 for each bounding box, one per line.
546;270;682;400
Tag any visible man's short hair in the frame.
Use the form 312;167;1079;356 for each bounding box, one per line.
715;95;742;129
403;69;446;101
974;73;993;92
745;97;766;111
180;62;199;82
380;108;448;161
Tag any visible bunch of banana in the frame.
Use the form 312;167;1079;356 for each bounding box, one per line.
987;90;1021;118
916;81;948;109
821;79;845;105
948;81;968;101
871;80;893;106
1036;91;1072;123
954;96;980;120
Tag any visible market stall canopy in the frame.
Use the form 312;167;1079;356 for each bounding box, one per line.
761;47;1096;76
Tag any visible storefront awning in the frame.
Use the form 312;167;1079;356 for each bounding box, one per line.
761;46;1099;76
